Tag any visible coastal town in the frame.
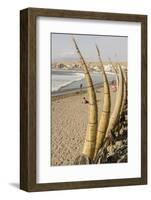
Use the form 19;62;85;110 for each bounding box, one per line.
52;61;127;72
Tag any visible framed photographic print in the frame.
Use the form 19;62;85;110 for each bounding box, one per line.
20;8;147;191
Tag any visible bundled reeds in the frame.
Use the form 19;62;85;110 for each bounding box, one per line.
105;64;124;137
72;39;127;164
94;46;111;158
94;64;124;163
120;66;127;115
73;38;98;163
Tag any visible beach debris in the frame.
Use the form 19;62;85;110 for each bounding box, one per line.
74;154;91;165
93;45;111;159
73;38;98;162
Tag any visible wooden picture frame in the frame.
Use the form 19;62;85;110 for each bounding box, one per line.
20;7;147;192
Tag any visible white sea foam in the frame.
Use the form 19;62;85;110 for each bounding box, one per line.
51;69;116;93
52;70;84;92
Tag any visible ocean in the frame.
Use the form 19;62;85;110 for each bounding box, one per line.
51;69;115;96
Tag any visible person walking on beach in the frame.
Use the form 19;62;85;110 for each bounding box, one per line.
80;83;83;90
80;83;83;96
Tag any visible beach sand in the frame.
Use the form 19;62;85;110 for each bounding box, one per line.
51;87;116;166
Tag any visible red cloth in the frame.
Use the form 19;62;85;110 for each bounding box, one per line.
111;85;117;92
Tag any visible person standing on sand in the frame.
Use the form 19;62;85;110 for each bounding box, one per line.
111;80;117;92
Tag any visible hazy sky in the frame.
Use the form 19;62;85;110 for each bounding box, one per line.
51;33;128;63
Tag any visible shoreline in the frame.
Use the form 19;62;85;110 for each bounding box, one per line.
52;82;104;99
52;69;116;97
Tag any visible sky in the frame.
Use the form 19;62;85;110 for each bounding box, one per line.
51;33;128;63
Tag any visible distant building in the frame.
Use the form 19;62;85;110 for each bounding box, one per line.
104;64;113;72
52;61;127;72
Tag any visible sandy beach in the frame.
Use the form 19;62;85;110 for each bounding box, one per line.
51;87;116;166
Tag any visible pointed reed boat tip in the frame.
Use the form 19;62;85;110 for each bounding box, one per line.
73;39;98;161
94;45;111;159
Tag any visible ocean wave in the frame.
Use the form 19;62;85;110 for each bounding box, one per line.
51;70;116;94
52;71;84;92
